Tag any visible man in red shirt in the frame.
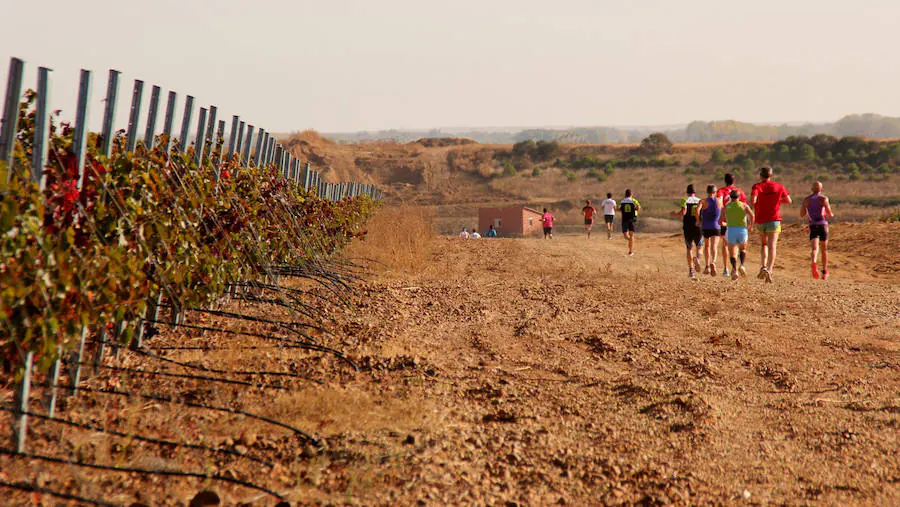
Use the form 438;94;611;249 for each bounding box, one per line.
541;208;555;239
715;173;748;277
581;200;597;238
751;166;792;283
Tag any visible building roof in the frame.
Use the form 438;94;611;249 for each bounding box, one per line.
479;206;544;215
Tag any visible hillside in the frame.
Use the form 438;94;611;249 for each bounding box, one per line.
322;114;900;144
282;132;900;234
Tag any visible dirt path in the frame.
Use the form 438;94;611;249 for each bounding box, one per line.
308;225;897;505
2;223;897;505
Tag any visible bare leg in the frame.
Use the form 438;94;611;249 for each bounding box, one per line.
721;234;729;271
703;239;711;268
686;247;693;271
709;236;718;268
759;233;769;270
821;241;828;272
810;238;819;264
627;232;634;253
766;231;779;273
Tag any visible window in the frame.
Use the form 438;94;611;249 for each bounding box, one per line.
494;218;501;228
529;217;533;226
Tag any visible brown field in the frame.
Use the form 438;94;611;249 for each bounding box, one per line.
2;209;897;505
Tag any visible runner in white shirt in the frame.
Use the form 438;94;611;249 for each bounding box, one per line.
459;227;469;239
470;226;481;239
601;193;617;240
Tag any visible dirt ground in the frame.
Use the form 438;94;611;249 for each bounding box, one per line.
2;221;898;505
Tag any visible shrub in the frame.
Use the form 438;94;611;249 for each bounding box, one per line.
532;167;541;177
565;169;577;182
710;148;727;164
502;161;518;177
586;168;600;178
596;172;607;182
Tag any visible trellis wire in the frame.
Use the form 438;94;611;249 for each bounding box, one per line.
3;55;381;460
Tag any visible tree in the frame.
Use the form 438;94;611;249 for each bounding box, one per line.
639;133;673;155
512;140;536;158
534;140;561;162
799;143;816;161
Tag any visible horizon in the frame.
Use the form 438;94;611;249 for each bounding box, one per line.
318;114;889;136
3;1;900;133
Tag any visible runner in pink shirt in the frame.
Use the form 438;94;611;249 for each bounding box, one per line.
541;208;555;239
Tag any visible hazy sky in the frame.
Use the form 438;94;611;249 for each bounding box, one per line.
2;0;900;133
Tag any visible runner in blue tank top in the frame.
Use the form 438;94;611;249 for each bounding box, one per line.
800;181;835;280
699;185;723;276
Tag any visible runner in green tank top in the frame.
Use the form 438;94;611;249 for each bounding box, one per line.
721;190;756;280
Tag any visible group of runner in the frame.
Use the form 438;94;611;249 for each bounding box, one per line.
575;166;834;282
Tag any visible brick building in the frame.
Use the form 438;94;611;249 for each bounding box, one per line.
478;206;544;237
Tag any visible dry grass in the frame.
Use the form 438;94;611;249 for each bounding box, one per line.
346;205;435;277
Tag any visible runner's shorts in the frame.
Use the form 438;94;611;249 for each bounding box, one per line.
726;226;748;245
756;221;782;234
684;228;703;248
702;228;720;239
719;225;727;237
584;219;593;226
809;223;828;241
543;227;552;235
622;219;636;233
604;215;615;224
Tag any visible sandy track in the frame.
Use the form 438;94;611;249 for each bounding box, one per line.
2;224;897;505
320;226;897;505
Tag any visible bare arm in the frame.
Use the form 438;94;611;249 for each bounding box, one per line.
823;196;834;218
743;202;756;228
782;193;792;205
800;197;810;219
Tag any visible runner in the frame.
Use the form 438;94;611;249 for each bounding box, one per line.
715;173;748;277
459;227;469;239
699;184;723;276
581;200;597;238
619;189;641;255
541;208;555;239
470;226;481;239
800;181;834;280
671;184;703;278
601;192;617;240
751;166;792;283
485;224;498;238
723;189;756;280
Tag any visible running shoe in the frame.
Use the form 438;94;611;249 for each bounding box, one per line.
821;269;829;280
693;257;702;272
731;270;739;281
764;270;773;283
703;265;710;275
757;267;768;280
710;264;717;277
811;263;820;279
689;270;696;279
738;265;747;278
722;268;730;277
628;251;634;256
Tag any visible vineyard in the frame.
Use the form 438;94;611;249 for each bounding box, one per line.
1;57;379;503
